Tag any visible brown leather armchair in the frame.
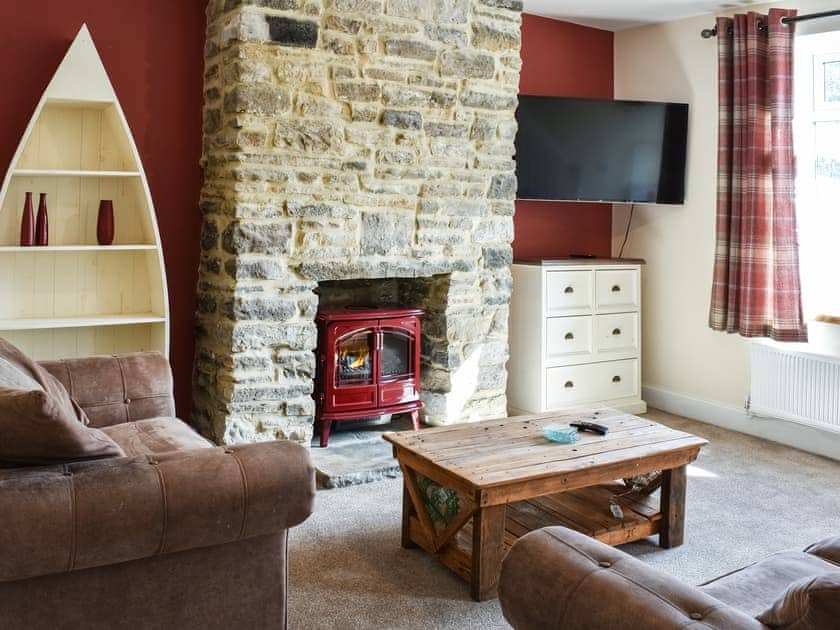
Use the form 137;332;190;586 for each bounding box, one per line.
500;526;840;629
0;352;315;630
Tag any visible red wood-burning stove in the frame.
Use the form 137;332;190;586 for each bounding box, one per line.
314;305;423;447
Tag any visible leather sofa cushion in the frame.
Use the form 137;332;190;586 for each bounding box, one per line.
700;551;833;618
101;418;213;456
41;352;176;428
0;338;124;465
758;572;840;629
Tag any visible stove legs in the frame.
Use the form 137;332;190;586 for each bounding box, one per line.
318;410;420;447
318;419;333;448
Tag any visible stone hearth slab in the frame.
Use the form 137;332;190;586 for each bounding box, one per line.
311;416;416;489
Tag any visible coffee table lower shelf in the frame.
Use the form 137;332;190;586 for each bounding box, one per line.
407;483;661;585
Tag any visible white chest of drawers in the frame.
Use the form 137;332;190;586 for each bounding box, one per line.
507;259;647;415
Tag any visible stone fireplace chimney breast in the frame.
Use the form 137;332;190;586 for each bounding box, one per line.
194;0;523;444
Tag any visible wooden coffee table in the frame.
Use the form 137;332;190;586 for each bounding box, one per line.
384;409;707;601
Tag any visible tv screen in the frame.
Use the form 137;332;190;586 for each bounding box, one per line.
515;96;689;204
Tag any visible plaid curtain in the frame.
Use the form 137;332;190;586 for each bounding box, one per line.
709;8;807;342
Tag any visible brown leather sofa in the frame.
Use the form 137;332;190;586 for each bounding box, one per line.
500;526;840;629
0;352;315;630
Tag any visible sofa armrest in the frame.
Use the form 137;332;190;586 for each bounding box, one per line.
805;535;840;565
0;440;314;583
40;352;175;427
499;526;766;630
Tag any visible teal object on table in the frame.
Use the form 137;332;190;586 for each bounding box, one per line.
543;423;580;444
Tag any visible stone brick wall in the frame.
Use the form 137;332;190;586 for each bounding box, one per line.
194;0;523;444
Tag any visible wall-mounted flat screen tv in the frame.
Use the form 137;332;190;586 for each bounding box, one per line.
515;95;689;204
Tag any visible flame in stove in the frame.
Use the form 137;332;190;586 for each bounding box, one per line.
341;339;370;370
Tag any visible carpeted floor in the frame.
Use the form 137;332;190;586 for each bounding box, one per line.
288;409;840;629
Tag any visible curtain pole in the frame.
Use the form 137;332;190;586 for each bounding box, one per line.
701;8;840;38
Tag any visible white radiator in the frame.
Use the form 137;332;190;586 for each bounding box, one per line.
750;341;840;431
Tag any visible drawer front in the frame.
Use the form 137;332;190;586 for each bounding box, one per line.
595;269;639;312
594;312;639;355
545;359;639;409
546;270;593;315
546;316;593;362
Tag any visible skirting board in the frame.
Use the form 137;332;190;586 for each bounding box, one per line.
642;386;840;462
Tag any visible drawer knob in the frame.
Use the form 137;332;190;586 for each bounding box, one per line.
612;328;622;336
564;286;574;294
611;285;621;293
564;380;574;389
564;332;574;340
612;375;622;383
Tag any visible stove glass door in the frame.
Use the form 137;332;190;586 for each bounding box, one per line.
336;329;375;386
380;327;413;381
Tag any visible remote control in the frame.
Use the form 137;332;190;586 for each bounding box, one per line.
570;421;609;435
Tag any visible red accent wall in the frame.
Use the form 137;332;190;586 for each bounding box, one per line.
0;2;206;418
516;14;614;259
0;9;612;417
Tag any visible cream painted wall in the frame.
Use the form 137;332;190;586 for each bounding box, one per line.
612;0;840;410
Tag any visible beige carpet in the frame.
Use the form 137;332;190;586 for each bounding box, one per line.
288;410;840;629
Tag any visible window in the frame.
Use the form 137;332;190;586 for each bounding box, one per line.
793;32;840;320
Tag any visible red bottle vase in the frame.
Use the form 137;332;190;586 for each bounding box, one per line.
35;193;48;246
20;192;35;246
97;200;114;246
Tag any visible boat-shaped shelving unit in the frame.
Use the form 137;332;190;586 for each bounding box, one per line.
0;25;169;360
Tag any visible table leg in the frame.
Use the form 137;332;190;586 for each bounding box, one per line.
401;479;418;549
471;504;506;601
660;465;687;548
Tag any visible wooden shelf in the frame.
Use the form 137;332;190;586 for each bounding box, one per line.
406;483;662;589
409;482;662;588
45;97;113;109
0;244;156;253
13;169;140;178
0;314;166;331
502;484;661;546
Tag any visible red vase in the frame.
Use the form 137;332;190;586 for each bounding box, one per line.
35;193;48;246
20;192;35;246
97;200;114;245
